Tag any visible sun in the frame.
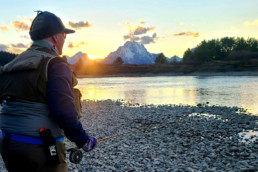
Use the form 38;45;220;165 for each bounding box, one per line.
88;54;104;60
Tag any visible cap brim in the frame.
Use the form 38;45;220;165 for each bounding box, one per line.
64;28;75;34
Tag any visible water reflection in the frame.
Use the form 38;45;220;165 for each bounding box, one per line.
124;89;146;105
76;76;258;115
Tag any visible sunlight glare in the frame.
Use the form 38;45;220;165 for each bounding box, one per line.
88;54;104;60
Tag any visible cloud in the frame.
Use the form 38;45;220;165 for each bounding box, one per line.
0;44;9;51
11;43;28;48
20;35;30;39
124;33;158;44
68;21;92;29
173;31;199;38
11;48;23;54
0;25;9;31
244;19;258;26
12;21;30;31
9;43;29;54
123;34;140;42
139;19;145;24
125;21;154;36
140;33;157;44
67;42;87;49
132;26;154;35
0;43;29;54
18;16;33;23
123;20;158;44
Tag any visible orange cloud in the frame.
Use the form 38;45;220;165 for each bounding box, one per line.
68;21;92;29
12;21;29;31
0;25;8;31
173;32;199;38
17;16;33;23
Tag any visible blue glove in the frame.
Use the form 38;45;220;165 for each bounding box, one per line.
82;137;97;152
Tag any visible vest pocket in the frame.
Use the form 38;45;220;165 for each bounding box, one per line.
73;88;82;118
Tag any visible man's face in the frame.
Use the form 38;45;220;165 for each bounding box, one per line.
55;32;66;55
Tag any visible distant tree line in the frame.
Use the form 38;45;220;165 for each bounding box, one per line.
155;53;168;64
183;37;258;63
113;57;123;65
0;51;17;66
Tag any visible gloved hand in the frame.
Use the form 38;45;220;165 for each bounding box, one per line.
82;137;97;152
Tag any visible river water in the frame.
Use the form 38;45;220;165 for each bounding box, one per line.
77;76;258;115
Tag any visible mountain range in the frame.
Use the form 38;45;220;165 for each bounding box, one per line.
66;51;93;65
67;41;182;65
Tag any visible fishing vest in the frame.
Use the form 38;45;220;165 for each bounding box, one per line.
0;45;82;117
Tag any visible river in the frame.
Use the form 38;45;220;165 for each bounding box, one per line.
77;76;258;115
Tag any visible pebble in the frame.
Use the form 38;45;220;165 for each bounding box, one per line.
0;100;257;171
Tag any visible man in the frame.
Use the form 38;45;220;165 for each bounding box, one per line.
0;11;97;172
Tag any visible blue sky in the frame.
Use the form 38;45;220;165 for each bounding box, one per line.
1;0;258;58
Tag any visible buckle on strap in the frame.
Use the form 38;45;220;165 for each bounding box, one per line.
1;130;64;144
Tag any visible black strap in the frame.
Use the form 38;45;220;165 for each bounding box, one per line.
2;131;11;148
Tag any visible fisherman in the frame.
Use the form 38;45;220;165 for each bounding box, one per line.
0;11;96;172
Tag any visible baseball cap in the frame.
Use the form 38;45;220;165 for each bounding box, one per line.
29;11;75;41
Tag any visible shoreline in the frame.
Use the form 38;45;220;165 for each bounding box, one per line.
78;71;258;78
1;100;257;171
72;100;258;171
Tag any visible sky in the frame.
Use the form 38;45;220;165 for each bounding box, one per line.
0;0;258;59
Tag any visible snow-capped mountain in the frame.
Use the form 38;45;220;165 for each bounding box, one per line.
66;51;92;65
102;41;156;65
66;41;182;66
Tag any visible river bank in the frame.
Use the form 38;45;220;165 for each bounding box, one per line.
69;100;257;171
0;100;257;171
72;58;258;77
77;71;258;78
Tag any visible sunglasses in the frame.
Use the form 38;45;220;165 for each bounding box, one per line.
63;32;67;39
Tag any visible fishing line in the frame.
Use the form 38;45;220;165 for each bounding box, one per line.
68;119;183;164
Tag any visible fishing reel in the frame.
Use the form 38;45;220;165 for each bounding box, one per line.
67;148;83;164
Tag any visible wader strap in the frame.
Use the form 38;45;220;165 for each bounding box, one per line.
1;131;64;145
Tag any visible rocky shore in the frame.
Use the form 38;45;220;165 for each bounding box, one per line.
1;100;258;171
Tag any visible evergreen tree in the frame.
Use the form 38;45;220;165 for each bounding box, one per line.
113;57;123;65
155;53;168;64
183;48;193;62
182;37;258;63
0;51;17;66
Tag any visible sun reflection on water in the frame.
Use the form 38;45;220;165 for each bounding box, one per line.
76;76;258;115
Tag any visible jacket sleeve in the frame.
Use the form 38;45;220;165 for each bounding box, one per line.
47;60;89;147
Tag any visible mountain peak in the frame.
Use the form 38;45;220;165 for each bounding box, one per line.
124;41;142;47
103;41;155;64
67;51;92;65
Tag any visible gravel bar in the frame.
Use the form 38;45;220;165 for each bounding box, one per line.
1;100;257;171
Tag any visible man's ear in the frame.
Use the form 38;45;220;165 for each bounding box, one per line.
52;34;58;44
